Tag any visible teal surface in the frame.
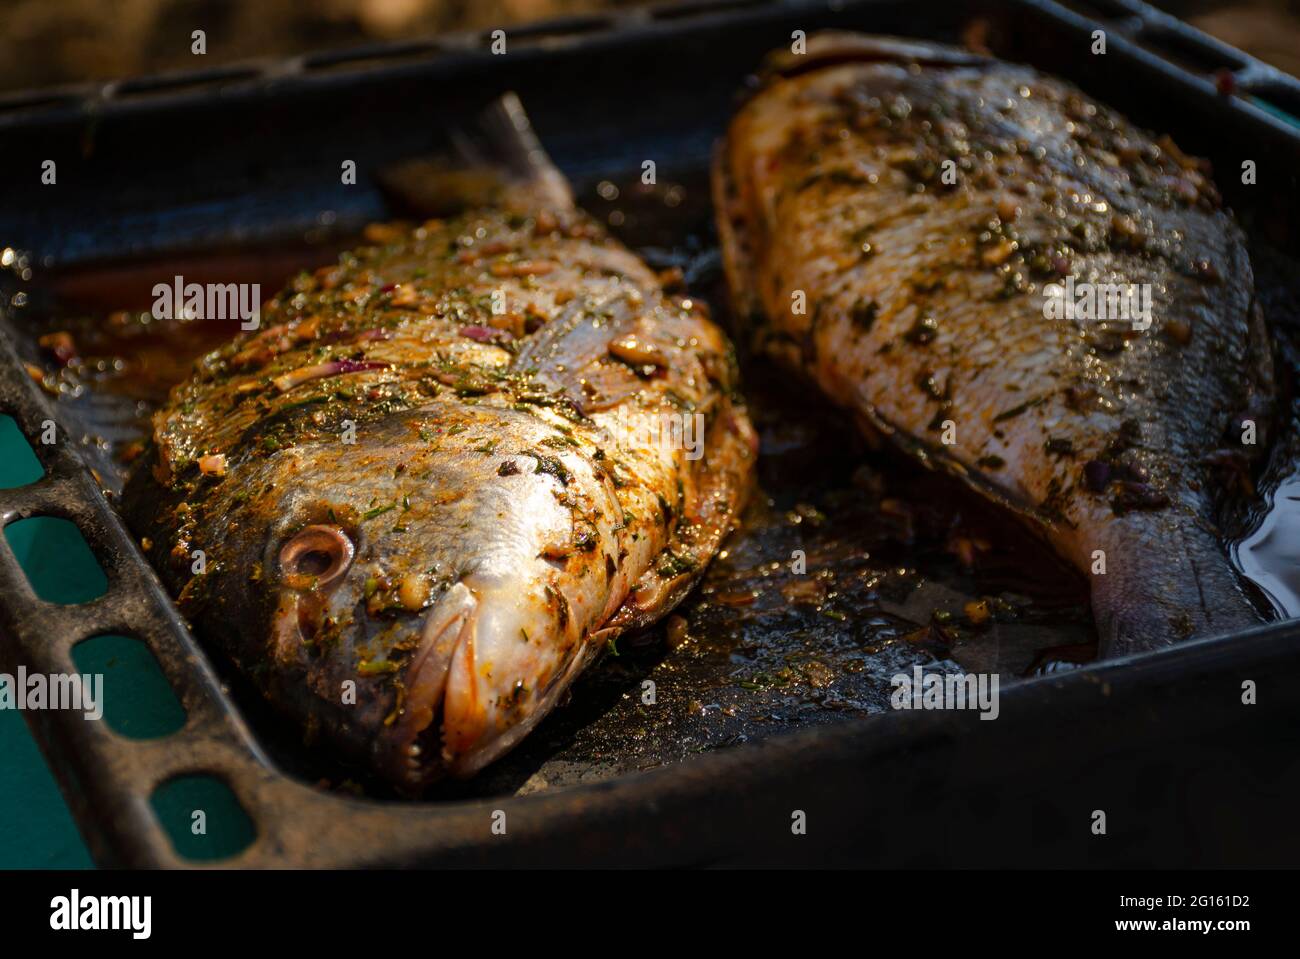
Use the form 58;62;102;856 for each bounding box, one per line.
1249;94;1300;131
0;417;252;866
0;706;95;868
71;635;188;739
152;775;257;862
0;414;43;488
4;517;108;604
1;416;93;867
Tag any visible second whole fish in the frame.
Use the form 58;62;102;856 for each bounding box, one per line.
713;33;1273;656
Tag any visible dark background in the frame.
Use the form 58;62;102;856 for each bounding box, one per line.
1;0;1297;93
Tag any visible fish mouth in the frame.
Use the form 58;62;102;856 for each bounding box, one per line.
379;581;478;790
441;638;595;780
377;579;597;786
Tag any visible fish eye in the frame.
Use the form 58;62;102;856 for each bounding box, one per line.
279;525;355;589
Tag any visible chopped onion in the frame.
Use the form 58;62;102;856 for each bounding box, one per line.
272;359;387;392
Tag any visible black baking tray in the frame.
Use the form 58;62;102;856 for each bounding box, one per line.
3;0;1300;867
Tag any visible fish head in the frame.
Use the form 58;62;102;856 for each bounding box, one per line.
199;399;628;790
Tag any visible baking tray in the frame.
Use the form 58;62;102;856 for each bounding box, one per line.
2;0;1300;867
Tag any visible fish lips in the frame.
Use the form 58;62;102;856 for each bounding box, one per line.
374;581;478;791
372;578;592;790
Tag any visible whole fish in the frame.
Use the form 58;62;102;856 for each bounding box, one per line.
123;95;755;789
713;33;1273;656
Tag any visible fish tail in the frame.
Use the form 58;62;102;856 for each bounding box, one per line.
1089;513;1266;658
379;92;573;216
759;32;988;81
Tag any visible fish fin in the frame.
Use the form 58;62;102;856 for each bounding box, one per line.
510;291;640;386
855;399;1268;656
710;139;765;349
1090;513;1266;658
603;405;756;635
1245;296;1276;449
510;290;682;413
853;401;1063;528
378;92;573;217
455;91;574;212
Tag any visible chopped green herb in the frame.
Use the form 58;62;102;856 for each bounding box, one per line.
993;396;1045;422
357;658;399;677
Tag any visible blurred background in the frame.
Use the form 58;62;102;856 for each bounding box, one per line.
0;0;1297;94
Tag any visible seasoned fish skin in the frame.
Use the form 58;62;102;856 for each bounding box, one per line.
122;203;754;789
714;33;1272;655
